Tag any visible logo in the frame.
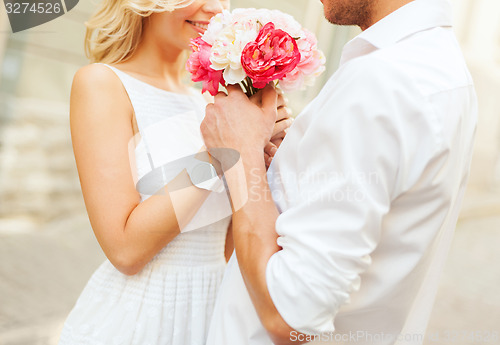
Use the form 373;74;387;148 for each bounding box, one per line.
3;0;79;33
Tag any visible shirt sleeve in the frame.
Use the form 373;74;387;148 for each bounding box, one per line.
265;57;430;335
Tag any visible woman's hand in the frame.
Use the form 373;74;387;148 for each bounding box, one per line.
265;89;293;169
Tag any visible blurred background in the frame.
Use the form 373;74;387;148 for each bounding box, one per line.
0;0;499;344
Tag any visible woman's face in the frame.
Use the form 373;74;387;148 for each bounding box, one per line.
146;0;230;51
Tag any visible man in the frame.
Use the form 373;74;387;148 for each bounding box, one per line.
201;0;477;344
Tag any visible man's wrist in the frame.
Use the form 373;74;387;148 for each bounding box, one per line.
217;146;263;171
239;147;266;169
218;148;265;212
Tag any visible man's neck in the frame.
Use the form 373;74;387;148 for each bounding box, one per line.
361;0;414;30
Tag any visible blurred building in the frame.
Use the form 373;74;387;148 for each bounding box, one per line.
0;2;93;223
450;0;500;218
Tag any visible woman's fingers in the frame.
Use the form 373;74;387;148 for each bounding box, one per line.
277;91;286;108
277;104;291;122
271;137;283;148
264;141;278;158
246;86;288;120
272;117;293;137
271;129;286;141
265;87;290;166
264;152;272;169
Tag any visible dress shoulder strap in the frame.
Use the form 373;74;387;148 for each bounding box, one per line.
97;63;142;102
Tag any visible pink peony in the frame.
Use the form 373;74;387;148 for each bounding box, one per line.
280;29;325;91
241;22;301;89
278;68;304;91
296;30;325;75
186;37;225;96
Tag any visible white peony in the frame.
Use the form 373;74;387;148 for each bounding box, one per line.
202;10;233;46
208;17;259;84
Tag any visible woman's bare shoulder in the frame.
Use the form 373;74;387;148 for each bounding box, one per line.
70;63;133;128
71;64;131;111
72;63;123;92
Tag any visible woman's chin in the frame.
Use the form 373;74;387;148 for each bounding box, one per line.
184;33;202;46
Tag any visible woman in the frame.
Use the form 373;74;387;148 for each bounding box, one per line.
58;0;291;344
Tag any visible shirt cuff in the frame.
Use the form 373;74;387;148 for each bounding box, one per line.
266;249;339;335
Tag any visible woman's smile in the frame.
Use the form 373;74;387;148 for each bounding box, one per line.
186;20;210;34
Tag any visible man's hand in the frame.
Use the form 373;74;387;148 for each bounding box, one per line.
247;86;293;168
201;84;278;167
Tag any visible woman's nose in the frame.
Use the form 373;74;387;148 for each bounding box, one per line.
202;0;225;14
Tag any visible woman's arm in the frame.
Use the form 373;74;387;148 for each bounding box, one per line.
71;64;211;275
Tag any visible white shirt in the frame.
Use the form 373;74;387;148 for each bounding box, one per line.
206;0;477;344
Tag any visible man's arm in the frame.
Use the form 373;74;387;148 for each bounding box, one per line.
222;150;302;344
201;85;306;344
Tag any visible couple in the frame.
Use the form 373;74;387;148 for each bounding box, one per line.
59;0;477;344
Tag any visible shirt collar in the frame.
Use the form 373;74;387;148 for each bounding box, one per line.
339;0;453;66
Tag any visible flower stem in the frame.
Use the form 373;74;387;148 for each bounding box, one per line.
239;77;254;97
245;77;257;97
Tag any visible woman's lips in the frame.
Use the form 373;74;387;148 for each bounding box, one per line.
186;20;209;34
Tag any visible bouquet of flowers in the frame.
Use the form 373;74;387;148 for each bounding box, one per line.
186;8;326;96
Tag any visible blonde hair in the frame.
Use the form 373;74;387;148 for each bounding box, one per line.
85;0;195;64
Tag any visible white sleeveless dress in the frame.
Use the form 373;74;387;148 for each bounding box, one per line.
59;64;231;345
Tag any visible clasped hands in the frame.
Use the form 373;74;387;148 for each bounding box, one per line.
201;84;292;171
